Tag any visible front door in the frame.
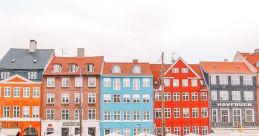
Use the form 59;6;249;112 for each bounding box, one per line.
233;109;241;127
88;127;96;136
62;128;69;136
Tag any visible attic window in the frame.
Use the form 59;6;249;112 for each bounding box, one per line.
53;64;62;73
132;65;141;73
33;59;37;63
11;59;16;63
112;65;121;73
86;64;95;72
69;64;78;72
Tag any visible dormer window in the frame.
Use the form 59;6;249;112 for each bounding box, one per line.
28;71;37;79
53;64;62;73
256;61;259;68
69;64;78;72
86;64;95;72
112;65;121;73
0;71;10;79
132;65;141;73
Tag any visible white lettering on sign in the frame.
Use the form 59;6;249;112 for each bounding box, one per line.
217;103;252;107
63;122;80;126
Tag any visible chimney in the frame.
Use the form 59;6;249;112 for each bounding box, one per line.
29;40;37;53
77;48;85;57
254;49;259;54
133;59;138;63
224;59;228;62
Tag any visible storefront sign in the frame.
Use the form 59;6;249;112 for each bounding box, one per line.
217;103;252;107
62;122;80;126
0;122;19;128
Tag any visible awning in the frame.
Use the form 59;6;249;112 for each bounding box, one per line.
0;128;20;136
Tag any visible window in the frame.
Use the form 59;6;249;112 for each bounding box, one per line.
143;110;150;120
75;93;81;104
243;76;253;85
123;94;130;103
123;111;130;121
182;79;188;87
75;77;83;87
164;79;170;87
165;108;171;118
155;92;161;101
61;109;69;120
133;94;140;103
47;77;55;87
172;68;179;73
174;108;180;118
181;68;188;73
165;127;171;135
132;65;141;73
212;109;217;123
143;94;150;103
256;61;259;68
219;75;228;85
47;93;54;104
61;93;69;104
114;110;121;120
104;78;111;87
143;78;150;87
232;91;241;100
134;128;140;135
201;108;208;118
104;111;111;121
156;128;162;136
173;79;179;87
32;106;39;118
143;128;150;134
221;109;229;123
88;77;96;87
231;76;240;85
27;71;37;79
155;108;162;118
164;92;171;101
201;92;207;101
202;126;208;135
220;91;229;100
53;64;62;72
23;87;30;98
183;126;190;135
245;109;254;122
191;79;197;86
133;111;140;121
104;129;111;135
182;92;189;101
74;109;80;120
244;91;254;100
14;87;20;97
114;94;121;103
210;75;217;84
113;78;121;90
88;93;96;103
23;106;30;118
104;94;111;103
0;71;10;79
61;77;70;87
174;127;180;135
211;91;217;100
112;65;121;73
68;64;78;72
192;92;198;101
33;87;40;98
123;78;130;88
114;128;121;135
88;109;96;120
133;78;140;90
183;108;190;118
193;126;199;135
46;109;54;120
123;128;130;136
86;64;94;72
173;92;180;101
4;87;11;97
192;108;198;118
13;106;20;118
4;106;10;118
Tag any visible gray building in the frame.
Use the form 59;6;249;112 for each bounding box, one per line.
200;61;258;132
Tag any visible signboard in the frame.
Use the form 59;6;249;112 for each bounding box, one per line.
62;122;80;126
217;103;252;107
0;122;19;128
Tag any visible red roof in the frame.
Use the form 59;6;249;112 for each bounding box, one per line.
200;61;253;74
240;53;259;71
189;64;203;77
102;62;152;76
44;56;104;75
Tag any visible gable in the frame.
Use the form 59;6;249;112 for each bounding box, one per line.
8;76;28;82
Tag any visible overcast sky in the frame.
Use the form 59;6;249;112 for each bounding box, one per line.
0;0;258;64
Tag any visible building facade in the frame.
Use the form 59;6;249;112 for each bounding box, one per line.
0;40;54;136
151;57;210;136
200;61;258;133
100;60;154;136
41;49;104;136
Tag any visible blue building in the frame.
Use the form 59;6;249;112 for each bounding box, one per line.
100;60;154;136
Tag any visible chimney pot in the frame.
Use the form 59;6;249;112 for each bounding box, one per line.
29;40;37;53
77;48;85;57
224;59;228;62
133;59;138;63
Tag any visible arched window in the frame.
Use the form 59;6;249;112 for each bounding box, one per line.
23;127;38;136
53;64;62;72
132;65;141;73
68;64;78;72
112;65;121;73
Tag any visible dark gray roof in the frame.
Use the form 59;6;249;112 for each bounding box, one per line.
0;48;54;70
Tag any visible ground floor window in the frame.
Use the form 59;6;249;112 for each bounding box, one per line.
88;127;96;136
134;128;140;135
212;109;217;123
221;109;229;123
23;127;38;136
104;129;111;135
202;126;208;135
192;126;199;135
156;127;162;136
165;127;171;134
75;128;80;135
143;128;150;134
174;127;180;135
113;128;121;134
183;126;190;135
245;109;254;122
123;128;130;136
61;128;69;136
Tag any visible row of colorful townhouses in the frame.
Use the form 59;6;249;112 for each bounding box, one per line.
0;40;258;136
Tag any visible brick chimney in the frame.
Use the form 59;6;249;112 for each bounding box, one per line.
77;48;85;57
133;59;138;63
29;40;37;53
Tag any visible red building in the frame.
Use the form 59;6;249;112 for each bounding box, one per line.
151;57;210;136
